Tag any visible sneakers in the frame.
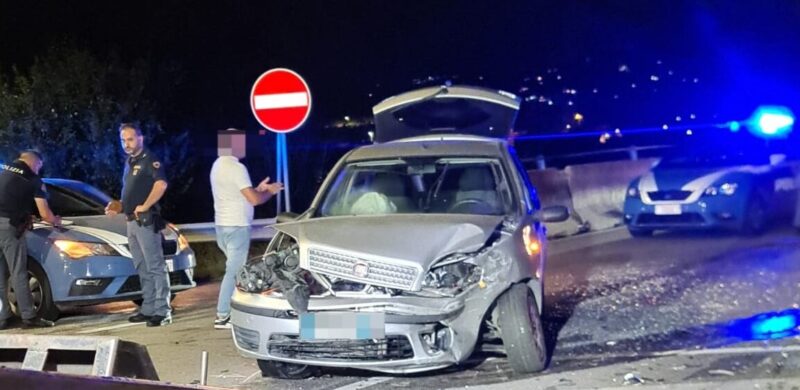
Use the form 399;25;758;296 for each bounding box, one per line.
214;315;232;329
146;313;173;327
129;313;151;323
22;318;55;328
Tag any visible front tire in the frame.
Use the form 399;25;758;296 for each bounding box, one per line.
497;283;547;374
628;227;653;237
7;259;60;321
257;360;320;379
741;195;768;235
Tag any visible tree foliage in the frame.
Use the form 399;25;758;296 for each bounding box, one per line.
0;44;193;215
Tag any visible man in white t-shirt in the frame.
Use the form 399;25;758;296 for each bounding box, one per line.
210;128;283;329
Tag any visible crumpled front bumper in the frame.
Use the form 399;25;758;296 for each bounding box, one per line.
229;281;510;374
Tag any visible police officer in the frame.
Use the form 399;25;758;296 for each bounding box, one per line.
105;123;172;327
0;150;61;329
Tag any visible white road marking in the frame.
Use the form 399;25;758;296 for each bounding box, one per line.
253;92;308;110
75;322;144;334
332;377;393;390
241;370;261;384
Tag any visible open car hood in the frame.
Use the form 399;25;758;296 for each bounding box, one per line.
372;85;521;143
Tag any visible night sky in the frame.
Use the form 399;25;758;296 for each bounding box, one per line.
2;1;799;220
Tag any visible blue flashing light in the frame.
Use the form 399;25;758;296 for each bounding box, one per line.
748;106;795;138
752;313;797;336
725;309;800;341
728;121;741;132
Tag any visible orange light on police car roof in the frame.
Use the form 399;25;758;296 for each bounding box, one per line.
522;226;541;256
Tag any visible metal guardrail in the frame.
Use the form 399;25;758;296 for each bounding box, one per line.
176;218;277;243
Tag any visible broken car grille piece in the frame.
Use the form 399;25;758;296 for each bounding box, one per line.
268;335;414;361
308;248;418;290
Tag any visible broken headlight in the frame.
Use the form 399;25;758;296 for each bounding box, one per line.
421;254;482;294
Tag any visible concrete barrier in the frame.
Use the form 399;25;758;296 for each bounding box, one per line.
564;159;657;231
528;168;587;237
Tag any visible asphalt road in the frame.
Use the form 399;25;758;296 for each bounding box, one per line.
3;227;800;389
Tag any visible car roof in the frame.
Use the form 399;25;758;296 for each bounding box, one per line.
345;135;507;162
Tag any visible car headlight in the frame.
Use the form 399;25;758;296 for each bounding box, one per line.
704;182;738;197
421;255;482;294
720;183;738;196
627;187;639;198
54;240;120;259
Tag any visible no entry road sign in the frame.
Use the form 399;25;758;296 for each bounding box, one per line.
250;68;311;133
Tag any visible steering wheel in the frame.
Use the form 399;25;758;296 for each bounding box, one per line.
447;198;495;214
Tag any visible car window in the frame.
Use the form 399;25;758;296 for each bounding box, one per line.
318;157;513;217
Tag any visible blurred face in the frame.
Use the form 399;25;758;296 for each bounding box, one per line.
120;128;144;156
218;132;246;159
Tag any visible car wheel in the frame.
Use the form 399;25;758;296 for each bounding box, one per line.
628;228;653;237
497;283;547;374
257;360;320;379
7;259;60;321
741;195;768;235
132;293;176;307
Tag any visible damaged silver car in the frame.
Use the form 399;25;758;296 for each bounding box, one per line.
230;85;569;378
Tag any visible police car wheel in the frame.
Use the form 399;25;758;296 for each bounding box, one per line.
741;195;768;235
6;259;60;321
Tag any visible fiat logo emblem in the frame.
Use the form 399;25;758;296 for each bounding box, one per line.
353;261;369;278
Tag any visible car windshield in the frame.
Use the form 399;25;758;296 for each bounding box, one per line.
317;157;513;217
45;181;112;217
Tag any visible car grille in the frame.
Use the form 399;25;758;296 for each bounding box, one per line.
636;213;705;225
268;335;414;361
234;326;260;352
117;271;192;294
122;239;178;257
647;190;692;201
307;248;419;290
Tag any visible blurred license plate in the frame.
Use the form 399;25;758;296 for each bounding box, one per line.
165;259;174;272
655;204;682;215
300;312;385;340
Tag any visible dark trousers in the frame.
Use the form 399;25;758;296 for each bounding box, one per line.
0;217;36;321
127;220;171;317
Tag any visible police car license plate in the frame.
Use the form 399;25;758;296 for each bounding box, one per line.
166;259;174;272
655;204;682;215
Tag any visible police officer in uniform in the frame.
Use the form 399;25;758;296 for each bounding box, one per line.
105;123;172;327
0;150;61;329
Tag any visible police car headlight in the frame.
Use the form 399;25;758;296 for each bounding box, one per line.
720;182;738;196
54;240;120;260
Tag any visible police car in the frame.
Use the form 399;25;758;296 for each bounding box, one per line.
7;179;196;320
624;152;797;236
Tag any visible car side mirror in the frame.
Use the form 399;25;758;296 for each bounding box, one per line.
276;212;300;224
533;206;569;223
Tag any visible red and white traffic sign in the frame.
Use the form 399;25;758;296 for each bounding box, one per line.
250;68;311;133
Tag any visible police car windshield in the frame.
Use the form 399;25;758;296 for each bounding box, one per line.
43;180;112;217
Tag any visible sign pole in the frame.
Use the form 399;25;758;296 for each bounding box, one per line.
281;133;291;212
275;132;283;215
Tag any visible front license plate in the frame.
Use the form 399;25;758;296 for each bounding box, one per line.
300;312;385;340
165;259;175;272
655;204;682;215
